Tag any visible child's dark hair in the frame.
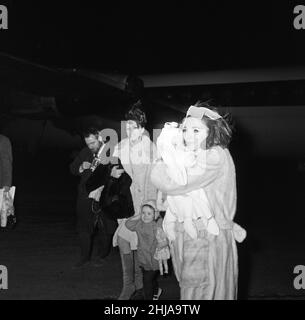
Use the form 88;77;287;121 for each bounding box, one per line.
125;100;147;128
190;100;233;149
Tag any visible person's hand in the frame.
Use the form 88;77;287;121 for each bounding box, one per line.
79;161;91;173
130;214;141;221
111;166;124;179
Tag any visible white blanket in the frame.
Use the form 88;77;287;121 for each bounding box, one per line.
156;123;219;241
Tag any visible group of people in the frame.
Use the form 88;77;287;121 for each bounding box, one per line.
70;100;246;300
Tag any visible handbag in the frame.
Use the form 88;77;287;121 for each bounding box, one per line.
91;196;118;235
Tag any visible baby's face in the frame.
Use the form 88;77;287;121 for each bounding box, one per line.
141;205;155;223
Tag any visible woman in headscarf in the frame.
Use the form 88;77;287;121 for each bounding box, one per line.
151;101;246;300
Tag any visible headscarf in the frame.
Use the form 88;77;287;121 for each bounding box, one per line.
186;105;222;120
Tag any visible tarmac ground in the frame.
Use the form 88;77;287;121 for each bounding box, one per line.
1;153;305;300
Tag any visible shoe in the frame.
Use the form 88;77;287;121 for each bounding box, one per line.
129;289;144;300
72;259;90;269
153;288;163;300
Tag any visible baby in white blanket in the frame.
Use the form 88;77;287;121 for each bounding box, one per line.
156;122;219;241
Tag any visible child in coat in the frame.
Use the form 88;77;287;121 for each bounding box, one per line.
125;199;170;300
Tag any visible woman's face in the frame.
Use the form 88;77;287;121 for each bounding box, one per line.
182;117;209;151
126;120;144;142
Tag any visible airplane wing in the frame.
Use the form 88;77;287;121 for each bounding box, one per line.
0;52;139;119
137;68;305;157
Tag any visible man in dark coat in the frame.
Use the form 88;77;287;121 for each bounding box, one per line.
70;126;120;268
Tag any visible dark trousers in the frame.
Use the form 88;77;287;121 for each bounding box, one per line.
141;268;159;300
79;222;113;261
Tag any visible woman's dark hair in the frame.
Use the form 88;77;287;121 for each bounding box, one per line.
125;100;147;128
188;101;233;149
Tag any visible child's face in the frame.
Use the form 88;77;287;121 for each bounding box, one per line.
141;205;155;223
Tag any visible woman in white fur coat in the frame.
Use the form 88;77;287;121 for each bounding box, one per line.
151;102;246;300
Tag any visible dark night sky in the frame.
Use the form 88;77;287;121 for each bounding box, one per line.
1;0;305;74
1;3;305;159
